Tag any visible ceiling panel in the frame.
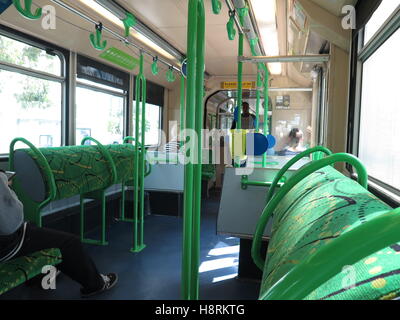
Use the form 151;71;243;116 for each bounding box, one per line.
118;0;257;76
309;0;358;16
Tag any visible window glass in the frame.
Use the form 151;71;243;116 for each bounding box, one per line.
359;29;400;190
364;0;399;44
76;86;124;145
0;69;62;154
0;34;62;76
132;102;162;146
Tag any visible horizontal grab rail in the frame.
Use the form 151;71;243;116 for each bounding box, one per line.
9;137;57;208
265;146;332;204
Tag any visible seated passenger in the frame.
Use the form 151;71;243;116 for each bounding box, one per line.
0;170;118;297
277;128;306;156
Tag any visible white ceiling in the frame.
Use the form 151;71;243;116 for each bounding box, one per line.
117;0;257;76
309;0;358;16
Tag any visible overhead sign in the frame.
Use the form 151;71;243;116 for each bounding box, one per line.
100;47;140;70
221;81;256;90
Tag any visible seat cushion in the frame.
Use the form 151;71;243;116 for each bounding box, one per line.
260;166;400;300
0;248;62;295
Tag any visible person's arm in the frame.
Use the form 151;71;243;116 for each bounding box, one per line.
0;171;24;236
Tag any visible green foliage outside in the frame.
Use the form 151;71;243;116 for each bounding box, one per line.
0;35;55;109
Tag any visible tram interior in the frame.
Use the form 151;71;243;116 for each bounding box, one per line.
0;0;399;301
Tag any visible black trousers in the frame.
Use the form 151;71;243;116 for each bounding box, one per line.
13;223;104;292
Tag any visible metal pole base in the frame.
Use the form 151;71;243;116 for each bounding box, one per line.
130;244;146;253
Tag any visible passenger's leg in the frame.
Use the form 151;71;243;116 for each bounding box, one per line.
15;223;104;292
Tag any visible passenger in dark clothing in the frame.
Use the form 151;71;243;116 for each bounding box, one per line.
0;169;118;297
231;102;256;130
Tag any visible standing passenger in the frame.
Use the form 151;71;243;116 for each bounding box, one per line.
231;102;256;130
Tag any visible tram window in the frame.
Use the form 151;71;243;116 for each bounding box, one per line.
0;34;61;76
132;102;162;146
76;84;125;145
364;1;399;45
358;28;400;191
0;33;63;154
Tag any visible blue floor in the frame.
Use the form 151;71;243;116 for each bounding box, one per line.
0;192;260;300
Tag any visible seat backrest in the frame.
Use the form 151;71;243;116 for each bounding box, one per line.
260;165;400;300
14;144;136;202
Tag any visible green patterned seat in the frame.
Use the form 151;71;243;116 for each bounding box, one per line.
260;166;400;300
0;248;62;296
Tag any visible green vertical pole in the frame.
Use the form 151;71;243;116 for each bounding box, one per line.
255;68;261;131
262;70;270;168
237;11;244;130
182;0;197;300
131;53;143;252
180;75;186;149
138;56;147;251
191;0;205;300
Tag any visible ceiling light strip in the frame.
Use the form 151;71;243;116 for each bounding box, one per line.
94;0;185;62
51;0;181;72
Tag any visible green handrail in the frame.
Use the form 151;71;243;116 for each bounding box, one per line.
252;153;368;271
236;9;245;131
81;137;117;185
182;0;205;301
180;74;186;149
265;146;332;204
255;70;261;131
139;60;147;251
123;136;151;177
191;0;205;300
131;53;147;253
262;70;269;168
241;175;286;190
261;207;400;300
9;137;57;209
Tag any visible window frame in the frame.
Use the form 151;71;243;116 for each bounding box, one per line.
75;80;127;145
347;5;400;203
0;24;69;158
132;78;164;148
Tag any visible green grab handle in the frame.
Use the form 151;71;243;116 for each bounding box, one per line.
9;137;57;206
226;16;236;40
265;146;333;204
237;6;249;19
261;207;400;300
252;153;368;271
90;26;107;51
151;58;159;76
122;12;136;37
81;137;117;185
13;0;42;20
166;68;176;82
211;0;221;14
